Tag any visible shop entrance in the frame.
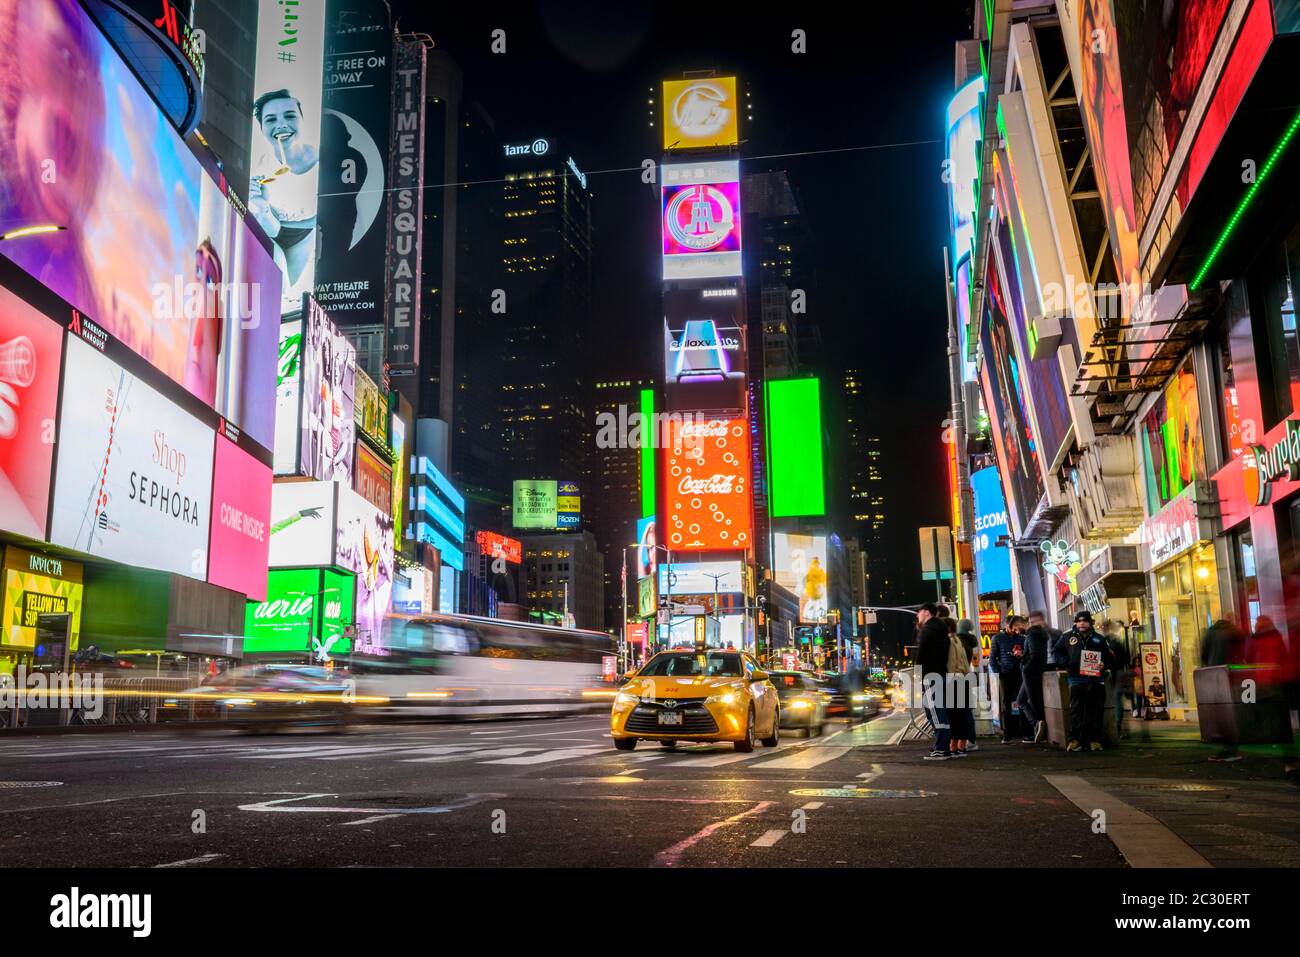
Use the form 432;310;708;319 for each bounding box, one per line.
1152;543;1221;709
32;613;72;672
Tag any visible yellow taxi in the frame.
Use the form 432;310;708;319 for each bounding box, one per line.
611;649;780;752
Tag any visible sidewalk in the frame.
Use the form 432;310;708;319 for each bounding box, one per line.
858;711;1300;867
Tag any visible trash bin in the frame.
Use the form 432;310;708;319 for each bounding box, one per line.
1042;671;1117;748
1193;665;1293;745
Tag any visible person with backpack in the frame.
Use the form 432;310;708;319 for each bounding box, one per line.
943;617;974;756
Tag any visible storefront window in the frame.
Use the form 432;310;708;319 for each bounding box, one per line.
1235;530;1261;633
1214;321;1245;461
1152;543;1221;709
1139;363;1204;513
1252;225;1300;427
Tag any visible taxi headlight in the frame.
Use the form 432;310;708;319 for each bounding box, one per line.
704;692;737;706
614;691;640;707
789;699;812;710
851;694;867;702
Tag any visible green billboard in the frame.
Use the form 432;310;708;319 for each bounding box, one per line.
244;568;355;657
513;479;558;529
766;377;826;518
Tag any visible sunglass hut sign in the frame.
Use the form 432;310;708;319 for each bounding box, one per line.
1248;420;1300;506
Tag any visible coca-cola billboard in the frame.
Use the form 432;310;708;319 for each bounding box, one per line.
664;417;752;551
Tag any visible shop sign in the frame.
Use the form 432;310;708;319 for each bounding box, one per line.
1247;419;1300;506
1140;486;1199;568
1139;642;1169;712
1079;581;1110;616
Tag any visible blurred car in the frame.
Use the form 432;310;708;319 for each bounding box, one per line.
187;664;355;731
814;672;880;722
610;650;780;752
768;670;828;736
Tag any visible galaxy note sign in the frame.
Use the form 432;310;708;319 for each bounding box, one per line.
50;338;215;580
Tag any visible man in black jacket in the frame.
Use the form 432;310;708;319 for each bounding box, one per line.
988;615;1027;743
1059;610;1117;751
1017;613;1052;743
916;602;954;760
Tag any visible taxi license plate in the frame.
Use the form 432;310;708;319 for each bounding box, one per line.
657;712;683;726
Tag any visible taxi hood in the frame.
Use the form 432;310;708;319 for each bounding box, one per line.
621;675;745;698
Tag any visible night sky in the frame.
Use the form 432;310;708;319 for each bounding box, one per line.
390;0;975;622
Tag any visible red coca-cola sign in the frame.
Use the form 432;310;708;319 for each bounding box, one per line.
665;417;752;550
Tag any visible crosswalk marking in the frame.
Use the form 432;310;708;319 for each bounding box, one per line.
757;746;851;770
404;747;537;764
480;747;606;765
664;749;778;767
750;829;789;847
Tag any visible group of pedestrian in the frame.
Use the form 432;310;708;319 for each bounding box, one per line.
924;607;1130;760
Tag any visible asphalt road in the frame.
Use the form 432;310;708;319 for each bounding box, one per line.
0;710;1124;867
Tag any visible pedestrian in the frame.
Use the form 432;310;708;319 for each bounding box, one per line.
1018;612;1051;743
1102;619;1131;739
1202;618;1247;761
1060;610;1116;752
956;618;980;751
916;602;954;761
1030;610;1065;669
1243;615;1299;782
943;617;972;756
989;615;1027;742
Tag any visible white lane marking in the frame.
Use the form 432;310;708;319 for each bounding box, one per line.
238;792;500;816
664;749;773;767
757;746;851;770
480;747;606;765
239;745;414;760
338;814;402;826
403;747;537;764
857;763;884;782
750;829;789;848
801;801;824;810
653;801;775;867
153;853;225;868
1044;774;1212;869
470;730;511;735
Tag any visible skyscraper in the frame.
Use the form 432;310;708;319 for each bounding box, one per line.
842;368;891;603
498;142;594;488
588;376;654;631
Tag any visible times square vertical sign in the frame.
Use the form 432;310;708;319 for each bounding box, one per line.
385;36;428;370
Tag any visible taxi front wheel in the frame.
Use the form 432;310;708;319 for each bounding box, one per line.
761;709;780;747
614;738;636;751
734;707;757;752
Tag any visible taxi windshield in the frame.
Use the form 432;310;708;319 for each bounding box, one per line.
640;653;743;678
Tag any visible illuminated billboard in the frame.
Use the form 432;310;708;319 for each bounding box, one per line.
658;561;744;597
0;284;63;540
2;547;82;651
272;320;303;475
208;434;273;601
513;479;558;530
355;443;393;514
971;466;1013;596
661;161;742;281
765;378;826;518
354;368;389;446
663;286;747;413
248;0;327;315
773;533;829;624
476;531;522;565
268;481;336;569
386;37;428;368
557;480;581;530
300;296;356;484
315;2;392;325
664;417;751;551
50;337;216;580
336;485;394;656
244;566;354;658
945;75;984;383
0;0;281;450
635;516;657;579
662;77;739;151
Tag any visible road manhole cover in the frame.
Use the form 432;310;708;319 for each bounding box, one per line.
0;781;63;789
790;787;935;799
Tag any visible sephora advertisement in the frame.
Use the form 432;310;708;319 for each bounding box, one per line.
0;284;63;540
0;0;280;450
315;1;392;324
50;337;216;580
208;434;273;601
247;0;328;315
661;161;742;280
773;533;829;625
301;296;356;484
336;485;394;655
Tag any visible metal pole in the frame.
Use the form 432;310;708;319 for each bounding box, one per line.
621;546;629;673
